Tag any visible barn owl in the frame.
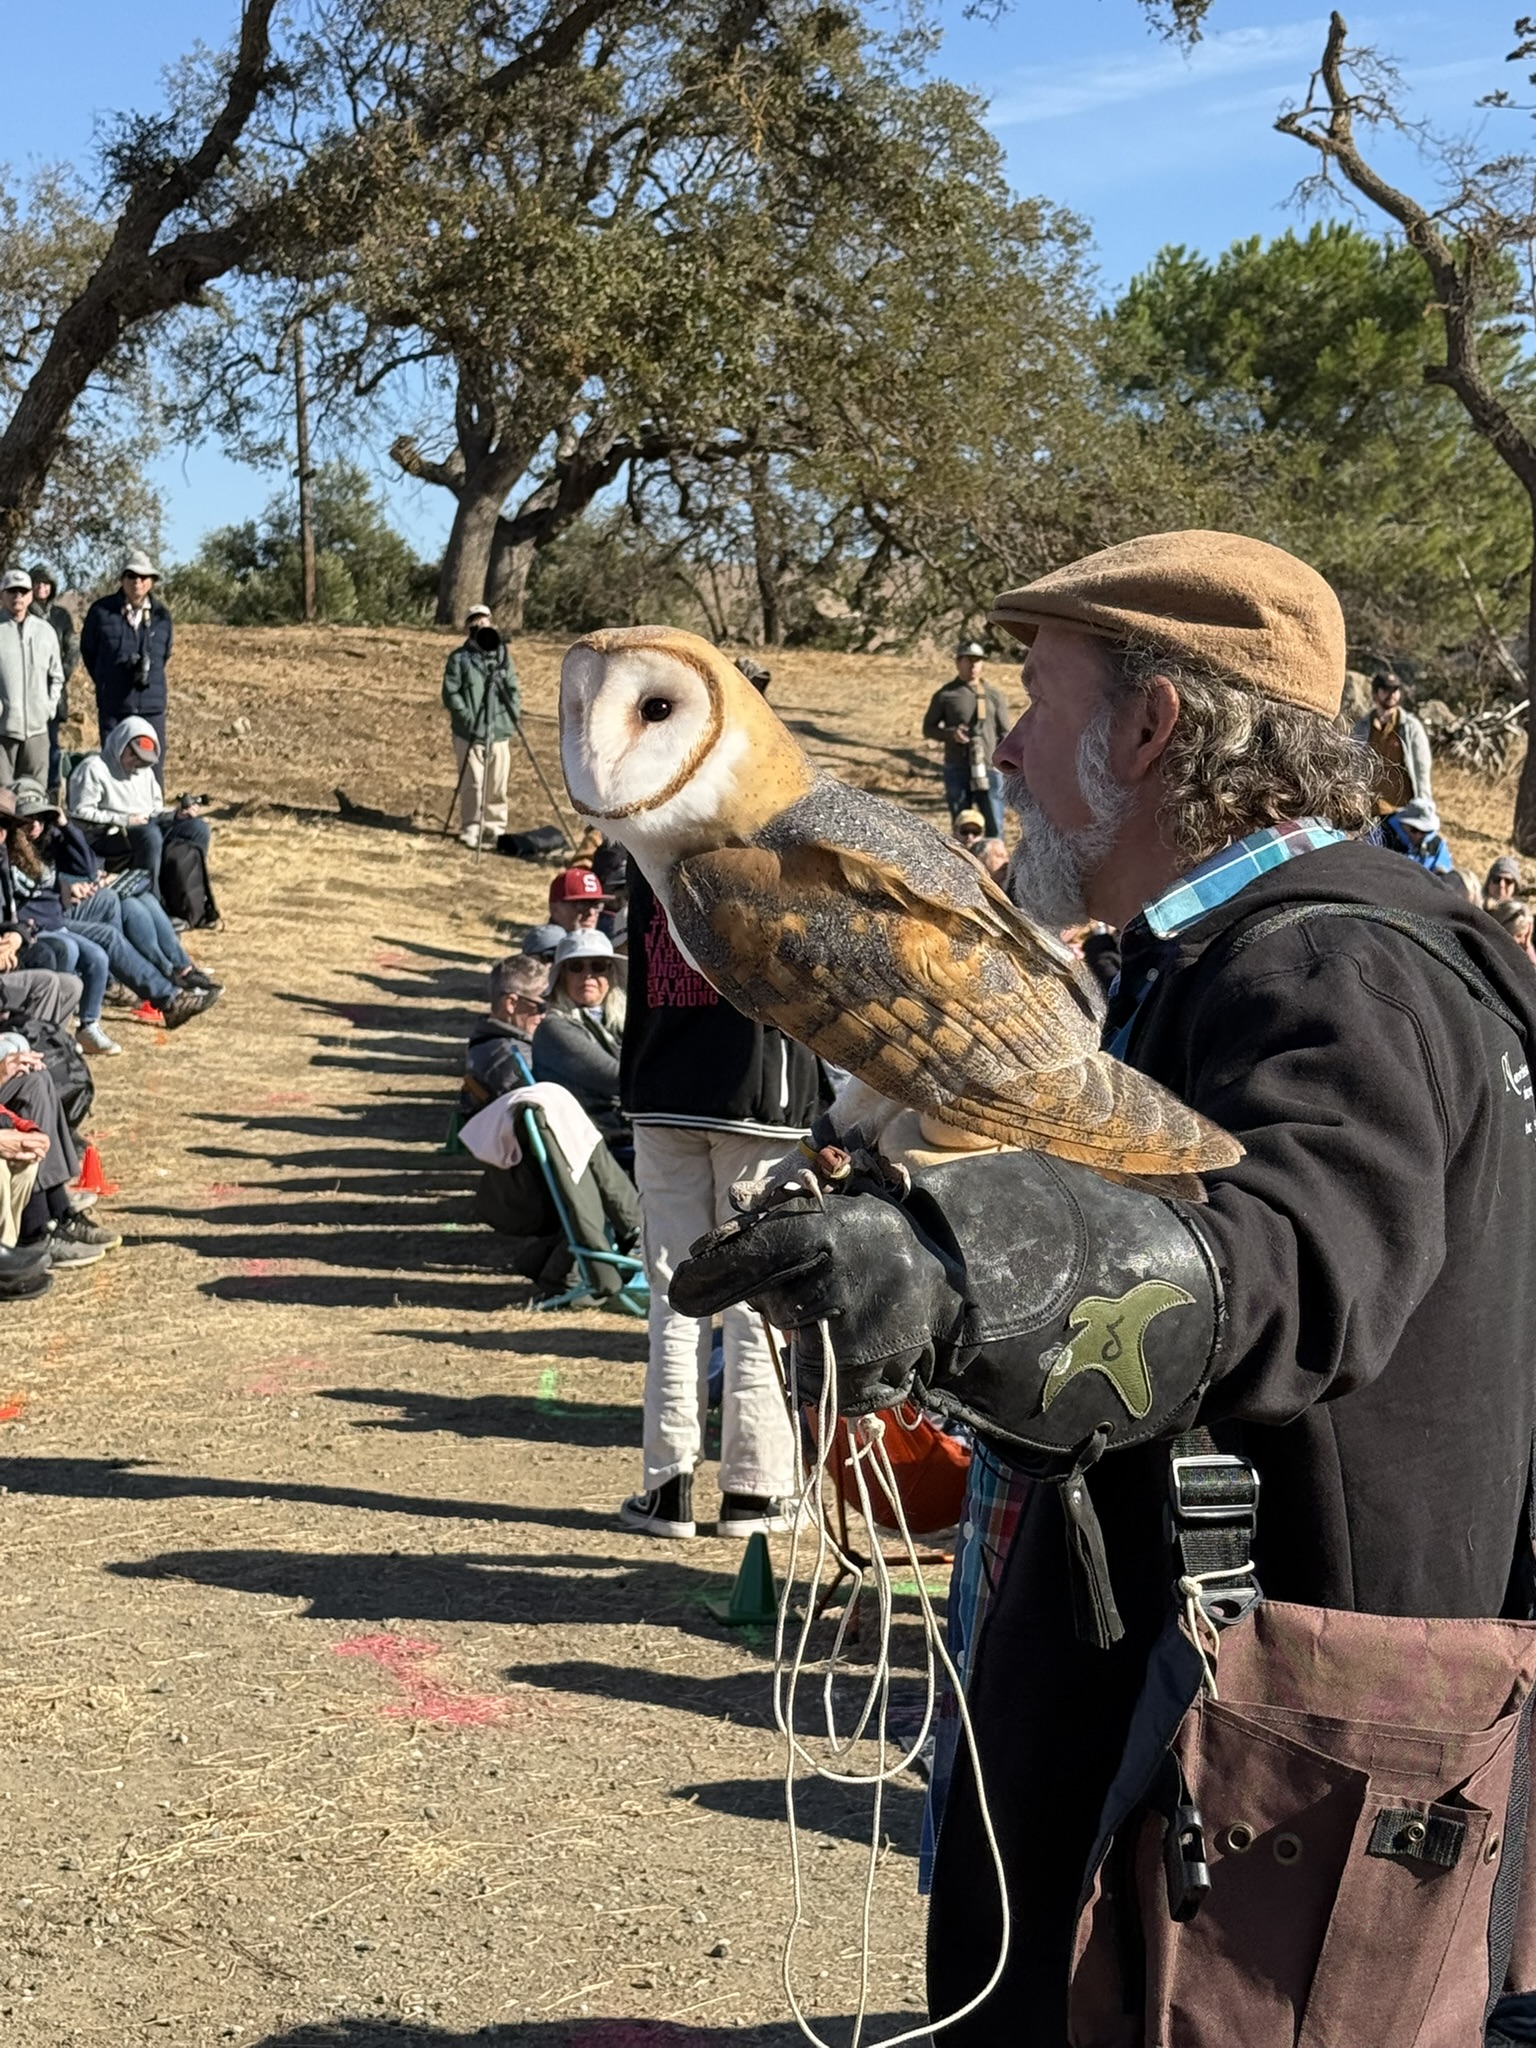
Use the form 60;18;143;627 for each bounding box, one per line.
559;625;1241;1195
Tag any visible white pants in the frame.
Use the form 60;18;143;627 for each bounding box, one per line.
634;1122;796;1497
453;736;512;835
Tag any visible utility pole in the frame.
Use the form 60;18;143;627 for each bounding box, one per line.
293;319;317;624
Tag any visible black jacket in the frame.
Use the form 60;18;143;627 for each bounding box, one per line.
80;592;172;719
620;868;830;1134
929;840;1536;2040
460;1016;533;1114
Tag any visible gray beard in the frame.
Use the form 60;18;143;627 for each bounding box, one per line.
1003;702;1132;928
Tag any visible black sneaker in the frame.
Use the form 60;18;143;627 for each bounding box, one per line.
23;1226;104;1270
717;1492;793;1538
0;1240;53;1300
618;1472;696;1539
174;966;223;993
53;1211;122;1253
162;986;221;1031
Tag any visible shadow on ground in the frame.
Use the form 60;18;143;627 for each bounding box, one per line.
0;1456;612;1532
251;2017;926;2047
321;1388;641;1447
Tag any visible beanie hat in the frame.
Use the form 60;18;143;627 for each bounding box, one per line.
989;530;1346;718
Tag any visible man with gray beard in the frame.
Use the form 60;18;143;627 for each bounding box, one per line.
673;531;1536;2046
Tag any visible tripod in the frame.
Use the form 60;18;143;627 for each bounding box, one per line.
441;638;579;857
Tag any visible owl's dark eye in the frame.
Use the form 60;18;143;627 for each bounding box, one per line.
639;697;673;723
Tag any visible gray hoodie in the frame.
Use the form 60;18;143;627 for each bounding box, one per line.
67;715;164;825
0;609;63;741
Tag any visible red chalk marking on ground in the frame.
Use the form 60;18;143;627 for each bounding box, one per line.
203;1182;249;1205
331;1633;528;1728
244;1355;328;1397
373;949;415;970
0;1396;27;1424
258;1091;312;1108
238;1257;299;1281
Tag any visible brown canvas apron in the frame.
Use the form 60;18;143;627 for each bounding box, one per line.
1068;1436;1536;2048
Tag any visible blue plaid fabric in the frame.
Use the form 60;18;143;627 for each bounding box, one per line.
918;1441;1032;1892
1141;818;1347;939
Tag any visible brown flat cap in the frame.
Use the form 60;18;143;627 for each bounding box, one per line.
989;530;1345;718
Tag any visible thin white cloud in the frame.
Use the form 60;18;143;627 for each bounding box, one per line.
987;19;1327;128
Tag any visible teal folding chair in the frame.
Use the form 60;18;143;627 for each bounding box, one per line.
519;1105;648;1317
446;1044;536;1153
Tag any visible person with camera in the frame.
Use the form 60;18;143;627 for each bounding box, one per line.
443;604;519;850
65;718;213;916
80;552;173;769
922;640;1010;835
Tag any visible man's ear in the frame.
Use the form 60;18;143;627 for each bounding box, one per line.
1116;676;1179;785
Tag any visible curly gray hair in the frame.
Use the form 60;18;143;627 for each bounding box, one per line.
1103;642;1377;863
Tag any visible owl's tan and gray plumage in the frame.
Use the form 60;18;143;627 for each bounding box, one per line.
559;626;1242;1194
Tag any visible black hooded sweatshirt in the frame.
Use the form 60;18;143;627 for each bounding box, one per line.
928;839;1536;2041
620;867;830;1135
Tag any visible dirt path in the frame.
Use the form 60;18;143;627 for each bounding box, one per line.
0;811;932;2048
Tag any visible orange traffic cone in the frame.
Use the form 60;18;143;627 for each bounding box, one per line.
72;1142;119;1198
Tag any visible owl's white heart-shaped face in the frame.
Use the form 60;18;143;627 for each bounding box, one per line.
560;643;721;821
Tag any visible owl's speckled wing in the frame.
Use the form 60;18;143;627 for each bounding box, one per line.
664;778;1241;1184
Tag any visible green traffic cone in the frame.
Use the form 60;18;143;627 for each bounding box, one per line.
705;1530;779;1625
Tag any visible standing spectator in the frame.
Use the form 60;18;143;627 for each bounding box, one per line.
1351;668;1432;815
443;605;519;849
616;864;830;1540
1486;855;1522;909
922;641;1009;835
546;866;610;933
66;718;211;902
80;552;173;767
28;567;77;799
0;567;64;783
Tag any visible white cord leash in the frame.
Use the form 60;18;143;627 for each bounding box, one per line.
765;1318;1013;2048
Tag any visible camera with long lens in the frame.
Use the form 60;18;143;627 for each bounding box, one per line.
134;647;153;688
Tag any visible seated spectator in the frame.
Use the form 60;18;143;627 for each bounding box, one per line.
461;957;548;1115
1486;855;1522;910
521;923;564;967
463;1078;642;1304
547;866;611;933
1489;896;1536;966
978;837;1009;883
0;1044;118;1264
1382;796;1456;879
951;807;987;857
66;718;213;913
532;930;629;1167
4;785;217;1043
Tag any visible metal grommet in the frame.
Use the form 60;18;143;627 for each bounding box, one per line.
1486;1834;1502;1865
1273;1832;1303;1865
1222;1822;1256;1855
1394;1820;1428;1854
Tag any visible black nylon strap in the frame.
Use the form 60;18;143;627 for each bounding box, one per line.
1168;1426;1262;1628
1488;1684;1536;2020
1368;1805;1467;1870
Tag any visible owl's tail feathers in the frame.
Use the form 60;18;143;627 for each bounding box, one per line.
946;1051;1243;1203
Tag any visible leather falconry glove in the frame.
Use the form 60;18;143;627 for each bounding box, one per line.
670;1149;1226;1647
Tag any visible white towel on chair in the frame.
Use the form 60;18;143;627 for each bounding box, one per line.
459;1082;602;1182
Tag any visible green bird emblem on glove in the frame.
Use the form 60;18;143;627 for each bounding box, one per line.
1039;1279;1197;1421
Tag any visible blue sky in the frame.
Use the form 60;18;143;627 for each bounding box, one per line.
3;0;1529;560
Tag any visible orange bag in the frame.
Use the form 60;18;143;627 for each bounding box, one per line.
823;1403;971;1537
